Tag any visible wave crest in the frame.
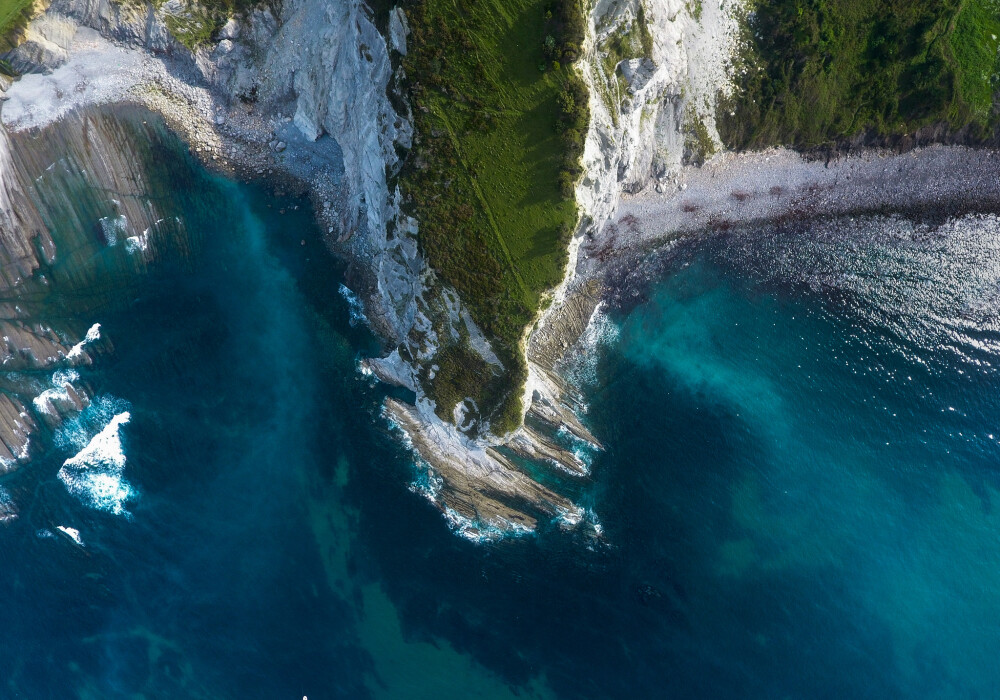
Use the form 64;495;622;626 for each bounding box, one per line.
57;410;137;517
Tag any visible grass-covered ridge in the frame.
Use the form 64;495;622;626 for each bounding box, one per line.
0;0;40;52
400;0;588;433
720;0;1000;149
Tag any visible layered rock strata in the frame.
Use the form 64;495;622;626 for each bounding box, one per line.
0;107;194;477
0;0;737;538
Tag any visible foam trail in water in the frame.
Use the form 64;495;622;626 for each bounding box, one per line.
0;486;16;523
58;410;137;517
98;214;128;246
339;284;368;327
66;323;101;360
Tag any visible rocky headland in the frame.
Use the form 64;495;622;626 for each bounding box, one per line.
0;0;998;540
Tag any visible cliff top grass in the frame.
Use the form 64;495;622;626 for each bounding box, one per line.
0;0;39;52
720;0;1000;149
400;0;587;433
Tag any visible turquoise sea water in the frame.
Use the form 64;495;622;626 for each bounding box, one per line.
6;110;1000;698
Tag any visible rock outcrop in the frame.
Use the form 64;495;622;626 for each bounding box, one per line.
0;0;748;539
576;0;744;230
0;107;198;481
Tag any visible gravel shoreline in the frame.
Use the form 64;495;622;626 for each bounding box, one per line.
571;145;1000;286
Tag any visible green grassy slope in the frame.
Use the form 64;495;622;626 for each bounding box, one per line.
0;0;37;52
400;0;586;432
720;0;1000;149
0;0;31;34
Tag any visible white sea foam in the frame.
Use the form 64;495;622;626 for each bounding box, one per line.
66;323;101;360
558;302;621;389
0;486;16;523
55;525;85;546
57;410;137;517
441;506;534;543
393;417;531;543
13;433;29;462
125;219;157;255
408;460;533;543
339;284;368;327
33;368;81;416
53;394;129;450
125;230;150;254
99;214;128;246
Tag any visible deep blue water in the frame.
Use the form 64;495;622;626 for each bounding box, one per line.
5;112;1000;698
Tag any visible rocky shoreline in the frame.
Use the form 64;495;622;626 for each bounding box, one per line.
4;0;1000;541
569;145;1000;314
0;18;351;240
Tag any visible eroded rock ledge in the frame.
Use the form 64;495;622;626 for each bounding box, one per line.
0;106;197;476
5;0;997;543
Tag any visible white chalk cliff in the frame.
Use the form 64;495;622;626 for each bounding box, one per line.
0;0;747;538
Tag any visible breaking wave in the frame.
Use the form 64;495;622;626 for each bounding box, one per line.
125;230;150;255
557;302;620;389
339;284;368;327
33;368;81;416
99;214;128;246
56;402;137;517
66;323;101;361
55;525;84;546
0;486;16;524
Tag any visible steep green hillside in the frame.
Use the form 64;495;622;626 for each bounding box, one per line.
400;0;587;432
0;0;37;51
720;0;1000;149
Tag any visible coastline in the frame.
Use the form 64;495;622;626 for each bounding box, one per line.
6;0;1000;541
0;25;349;238
564;145;1000;307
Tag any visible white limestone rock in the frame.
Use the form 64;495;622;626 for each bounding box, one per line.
388;6;408;56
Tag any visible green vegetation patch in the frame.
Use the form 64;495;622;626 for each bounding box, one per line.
604;4;654;74
594;6;654;125
720;0;1000;150
164;8;218;50
421;342;525;434
161;0;280;50
684;108;717;164
0;0;39;53
401;0;587;434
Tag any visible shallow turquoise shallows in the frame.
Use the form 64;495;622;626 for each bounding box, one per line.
4;110;1000;699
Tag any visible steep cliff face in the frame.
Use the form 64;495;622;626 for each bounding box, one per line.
371;0;745;538
0;0;750;540
6;0;420;344
527;0;746;398
576;0;744;231
7;0;170;71
243;0;419;343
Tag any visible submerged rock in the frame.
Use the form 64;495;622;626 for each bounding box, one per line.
0;106;201;478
